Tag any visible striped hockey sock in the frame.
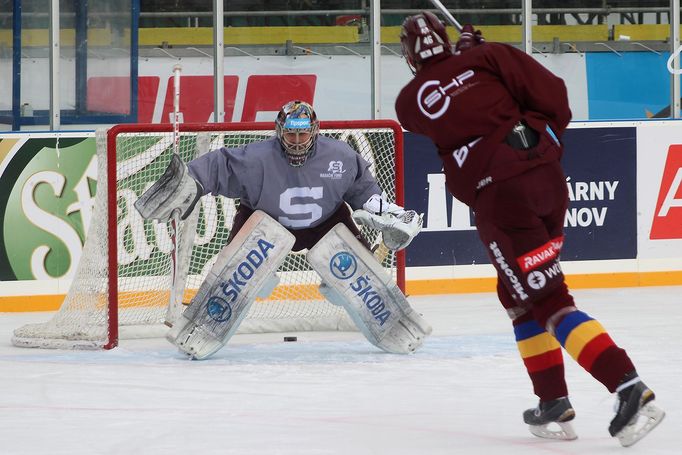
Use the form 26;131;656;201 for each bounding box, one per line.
554;310;635;392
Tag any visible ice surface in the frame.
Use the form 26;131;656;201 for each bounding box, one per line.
0;286;679;454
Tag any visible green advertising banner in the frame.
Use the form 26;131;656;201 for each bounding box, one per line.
0;134;97;283
0;128;392;312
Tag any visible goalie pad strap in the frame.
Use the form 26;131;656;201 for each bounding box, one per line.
308;224;432;354
167;210;295;359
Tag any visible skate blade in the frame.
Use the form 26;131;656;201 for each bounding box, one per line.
616;402;665;447
529;421;578;441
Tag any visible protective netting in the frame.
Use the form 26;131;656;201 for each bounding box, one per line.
12;122;402;349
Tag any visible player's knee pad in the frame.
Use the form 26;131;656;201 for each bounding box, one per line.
545;306;578;336
530;283;576;333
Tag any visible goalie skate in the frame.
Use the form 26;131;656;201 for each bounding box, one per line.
308;223;432;354
167;210;294;359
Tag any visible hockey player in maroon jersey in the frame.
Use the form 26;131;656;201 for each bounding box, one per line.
395;12;664;446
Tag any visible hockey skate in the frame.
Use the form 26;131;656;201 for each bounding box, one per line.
523;397;577;440
609;373;665;447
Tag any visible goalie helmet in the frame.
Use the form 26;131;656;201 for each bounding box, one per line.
275;100;320;167
400;11;452;75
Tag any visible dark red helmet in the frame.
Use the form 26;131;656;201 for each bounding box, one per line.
400;11;452;74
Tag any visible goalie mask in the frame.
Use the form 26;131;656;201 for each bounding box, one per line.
275;100;320;167
400;12;452;75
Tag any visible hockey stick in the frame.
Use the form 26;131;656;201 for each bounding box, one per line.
372;233;392;266
372;197;392;265
166;63;185;326
428;0;463;32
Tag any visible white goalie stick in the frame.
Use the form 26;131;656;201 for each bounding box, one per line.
166;63;185;326
428;0;464;32
370;230;393;269
370;197;390;265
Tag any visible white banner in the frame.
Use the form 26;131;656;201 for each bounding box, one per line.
1;53;589;123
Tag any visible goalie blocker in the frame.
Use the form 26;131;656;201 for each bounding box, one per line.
167;210;294;359
308;224;432;354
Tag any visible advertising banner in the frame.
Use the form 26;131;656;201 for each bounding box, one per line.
636;122;682;261
1;121;679;310
403;126;637;267
1;54;588;128
0;134;97;282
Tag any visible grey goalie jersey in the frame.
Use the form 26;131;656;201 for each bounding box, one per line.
187;136;381;229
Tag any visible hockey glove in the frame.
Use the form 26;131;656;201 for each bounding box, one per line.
352;194;423;251
455;24;485;53
134;154;204;221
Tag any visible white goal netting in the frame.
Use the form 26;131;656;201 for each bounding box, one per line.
12;121;404;349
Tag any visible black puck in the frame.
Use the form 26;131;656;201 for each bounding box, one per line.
283;336;298;342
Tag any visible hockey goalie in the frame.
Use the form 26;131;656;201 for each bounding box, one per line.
134;100;430;360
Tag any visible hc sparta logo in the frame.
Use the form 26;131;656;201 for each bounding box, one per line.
330;251;357;280
328;161;346;174
321;160;347;179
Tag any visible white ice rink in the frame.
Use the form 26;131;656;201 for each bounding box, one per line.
0;286;679;455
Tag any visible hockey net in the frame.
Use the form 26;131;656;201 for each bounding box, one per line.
12;121;405;349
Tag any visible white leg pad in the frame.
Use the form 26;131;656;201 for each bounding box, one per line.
318;282;345;307
308;224;432;354
256;273;280;299
167;210;294;359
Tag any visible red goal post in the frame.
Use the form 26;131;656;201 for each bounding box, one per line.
12;120;405;350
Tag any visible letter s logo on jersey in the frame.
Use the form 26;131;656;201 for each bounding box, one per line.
650;145;682;239
416;70;475;119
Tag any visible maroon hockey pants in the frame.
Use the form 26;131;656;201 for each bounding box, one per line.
473;161;634;400
473;160;571;321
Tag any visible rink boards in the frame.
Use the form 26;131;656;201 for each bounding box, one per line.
0;120;681;310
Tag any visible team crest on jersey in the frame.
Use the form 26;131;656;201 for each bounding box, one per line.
417;70;475;119
320;160;346;179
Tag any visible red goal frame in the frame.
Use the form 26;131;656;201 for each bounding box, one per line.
104;120;406;349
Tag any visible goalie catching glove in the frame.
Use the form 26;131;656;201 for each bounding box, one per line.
352;194;423;251
134;154;204;222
